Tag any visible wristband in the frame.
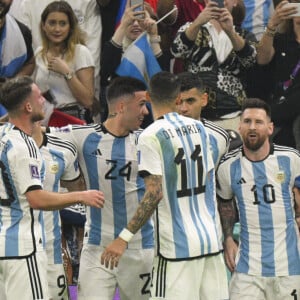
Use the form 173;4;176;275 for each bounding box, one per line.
119;228;134;243
266;24;276;32
264;27;275;38
64;71;74;80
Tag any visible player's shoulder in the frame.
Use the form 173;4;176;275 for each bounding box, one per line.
54;123;102;134
5;128;40;159
202;119;229;142
46;133;77;156
273;144;300;158
219;146;243;165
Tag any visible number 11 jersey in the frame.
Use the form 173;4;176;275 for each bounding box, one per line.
137;112;223;260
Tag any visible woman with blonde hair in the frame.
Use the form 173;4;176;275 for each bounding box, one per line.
33;0;95;122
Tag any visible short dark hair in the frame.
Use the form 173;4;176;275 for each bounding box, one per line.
106;76;146;104
0;76;34;112
148;71;181;104
241;98;271;119
177;72;205;93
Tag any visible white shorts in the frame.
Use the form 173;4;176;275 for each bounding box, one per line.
230;272;300;300
77;244;154;300
150;253;229;300
0;251;50;300
47;263;68;300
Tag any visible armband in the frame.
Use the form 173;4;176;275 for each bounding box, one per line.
118;228;134;243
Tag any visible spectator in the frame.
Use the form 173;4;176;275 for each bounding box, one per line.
256;0;300;148
14;0;102;120
100;4;168;123
157;0;205;73
157;0;204;37
0;0;35;116
33;1;95;123
171;0;257;131
97;0;159;52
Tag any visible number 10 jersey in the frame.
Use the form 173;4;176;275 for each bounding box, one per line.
217;144;300;276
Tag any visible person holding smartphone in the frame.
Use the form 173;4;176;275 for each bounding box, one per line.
171;0;257;132
100;2;169;124
256;0;300;151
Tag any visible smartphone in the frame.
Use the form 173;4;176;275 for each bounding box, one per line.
130;0;144;11
284;2;300;17
42;89;56;104
214;0;224;8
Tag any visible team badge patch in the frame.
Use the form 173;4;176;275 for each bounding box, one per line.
49;162;59;174
30;164;40;179
276;170;285;184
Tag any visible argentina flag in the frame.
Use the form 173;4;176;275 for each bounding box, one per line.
116;34;161;85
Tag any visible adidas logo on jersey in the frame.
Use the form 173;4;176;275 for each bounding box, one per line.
237;177;246;184
91;149;102;156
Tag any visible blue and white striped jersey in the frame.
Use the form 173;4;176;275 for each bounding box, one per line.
40;133;80;264
217;144;300;276
202;118;229;167
242;0;273;39
137;112;223;260
50;124;154;250
0;123;44;258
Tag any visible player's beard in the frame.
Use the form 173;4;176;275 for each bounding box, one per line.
31;111;45;123
243;132;266;151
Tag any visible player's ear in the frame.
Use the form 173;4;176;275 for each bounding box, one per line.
201;92;208;107
24;101;32;113
145;91;152;103
175;94;181;105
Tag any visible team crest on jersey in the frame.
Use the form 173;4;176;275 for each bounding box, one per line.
30;164;40;179
276;170;285;183
49;162;59;174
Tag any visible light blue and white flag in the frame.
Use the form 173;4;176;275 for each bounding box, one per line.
116;34;161;85
0;14;27;77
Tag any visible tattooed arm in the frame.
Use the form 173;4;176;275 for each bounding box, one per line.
217;196;238;272
218;196;236;239
127;175;163;233
101;175;163;269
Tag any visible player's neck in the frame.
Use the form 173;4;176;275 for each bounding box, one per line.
243;141;271;161
8;116;33;136
103;118;130;137
152;105;176;120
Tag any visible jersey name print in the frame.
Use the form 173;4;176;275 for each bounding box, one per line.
138;112;223;260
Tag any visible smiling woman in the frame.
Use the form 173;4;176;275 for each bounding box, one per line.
32;1;95;123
